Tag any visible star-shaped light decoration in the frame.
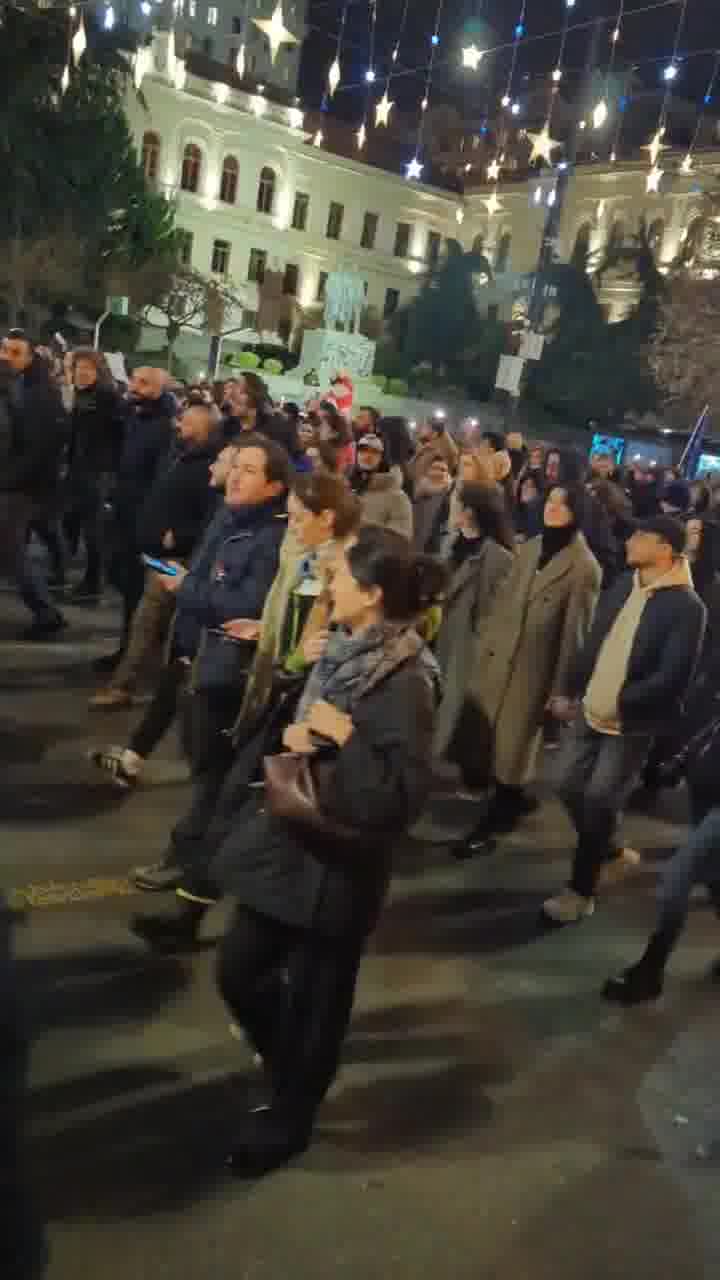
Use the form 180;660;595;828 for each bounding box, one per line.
680;152;694;174
462;43;484;71
134;44;153;90
592;98;608;128
405;156;423;181
327;56;341;97
313;129;323;147
253;1;298;65
527;121;561;165
643;127;667;168
596;199;606;220
236;44;246;77
483;187;504;217
72;14;87;65
356;122;367;150
646;164;664;193
288;106;304;129
60;63;71;95
375;90;394;127
486;154;503;182
455;206;465;225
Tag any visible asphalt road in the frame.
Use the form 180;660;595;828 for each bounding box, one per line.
1;588;719;1280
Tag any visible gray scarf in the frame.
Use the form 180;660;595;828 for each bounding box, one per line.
296;622;436;724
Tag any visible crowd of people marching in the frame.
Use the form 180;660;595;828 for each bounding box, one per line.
3;326;720;1207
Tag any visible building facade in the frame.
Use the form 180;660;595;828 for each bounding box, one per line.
129;31;720;352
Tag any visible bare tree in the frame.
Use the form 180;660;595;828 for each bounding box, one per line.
140;267;244;372
0;230;85;329
649;275;720;423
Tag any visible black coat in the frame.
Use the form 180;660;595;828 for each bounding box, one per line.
113;391;175;535
212;653;437;941
2;356;67;500
135;438;220;560
566;569;707;733
67;383;128;485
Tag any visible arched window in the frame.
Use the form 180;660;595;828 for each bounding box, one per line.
181;143;202;193
220;155;239;204
257;166;276;215
647;218;665;258
142;131;161;181
494;231;512;273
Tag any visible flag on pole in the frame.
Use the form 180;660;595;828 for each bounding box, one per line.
679;405;710;479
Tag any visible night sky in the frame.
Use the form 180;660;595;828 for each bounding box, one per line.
299;0;720;123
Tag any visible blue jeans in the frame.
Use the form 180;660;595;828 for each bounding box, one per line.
657;806;720;942
550;712;651;897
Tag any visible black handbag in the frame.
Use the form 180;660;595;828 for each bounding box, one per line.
263;752;363;844
658;711;720;789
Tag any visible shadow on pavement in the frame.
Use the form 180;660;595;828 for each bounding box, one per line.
375;884;547;957
0;779;128;823
0;720;89;765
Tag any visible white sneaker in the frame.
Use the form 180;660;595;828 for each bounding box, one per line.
542;888;595;924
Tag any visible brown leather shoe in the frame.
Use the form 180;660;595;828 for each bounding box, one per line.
88;687;132;710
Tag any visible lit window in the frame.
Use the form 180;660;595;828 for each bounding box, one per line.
207;5;218;25
219;155;239;204
394;222;411;258
142;131;161;181
212;239;231;275
176;229;194;266
180;142;202;193
257;166;276;215
248;248;267;283
292;192;309;231
326;201;344;241
283;263;299;296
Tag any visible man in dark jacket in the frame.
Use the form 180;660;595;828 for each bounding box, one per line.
543;516;706;924
90;402;222;709
132;433;289;891
103;367;175;667
0;332;68;638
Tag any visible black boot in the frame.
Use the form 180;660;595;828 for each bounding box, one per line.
603;962;664;1006
130;902;206;953
226;1104;314;1177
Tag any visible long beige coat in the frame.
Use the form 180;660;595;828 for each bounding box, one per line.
433;539;514;759
468;532;602;786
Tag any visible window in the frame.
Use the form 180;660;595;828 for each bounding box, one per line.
384;287;400;318
219;154;239;204
141;131;161;182
360;211;378;250
394;221;411;258
257;166;276;214
427;230;441;268
232;15;242;32
211;239;231;276
316;271;328;301
494;232;512;273
180;142;202;193
207;5;218;24
176;229;194;267
202;36;213;55
283;263;299;295
326;201;344;240
292;191;309;231
248;248;267;283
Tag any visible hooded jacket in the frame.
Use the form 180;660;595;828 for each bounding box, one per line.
567;561;706;733
351;467;413;540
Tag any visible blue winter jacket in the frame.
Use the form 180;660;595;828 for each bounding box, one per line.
173;496;287;673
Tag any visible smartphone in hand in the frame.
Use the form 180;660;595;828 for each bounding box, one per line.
142;554;179;577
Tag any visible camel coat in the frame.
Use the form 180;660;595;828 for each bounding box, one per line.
467;532;602;786
433;538;514;759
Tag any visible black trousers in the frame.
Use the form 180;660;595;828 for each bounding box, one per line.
168;687;245;871
63;482;105;589
129;659;188;760
217;904;362;1117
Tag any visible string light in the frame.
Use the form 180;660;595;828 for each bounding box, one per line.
404;0;444;181
643;0;690;190
375;90;393;127
527;121;561;164
61;63;70;94
235;44;246;77
663;62;679;81
462;44;484;71
326;0;349;98
356;121;367;150
313;129;323;147
593;99;608;128
71;13;86;65
679;50;720;176
483;189;504;217
103;5;115;30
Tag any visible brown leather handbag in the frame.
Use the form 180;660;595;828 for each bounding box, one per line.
263;752;362;843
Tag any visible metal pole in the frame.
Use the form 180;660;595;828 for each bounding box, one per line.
526;18;605;332
93;310;110;351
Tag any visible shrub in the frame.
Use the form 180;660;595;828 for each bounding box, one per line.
370;374;387;392
387;378;409;396
263;358;284;376
237;351;261;370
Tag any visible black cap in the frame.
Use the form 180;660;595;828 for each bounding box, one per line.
634;515;687;555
